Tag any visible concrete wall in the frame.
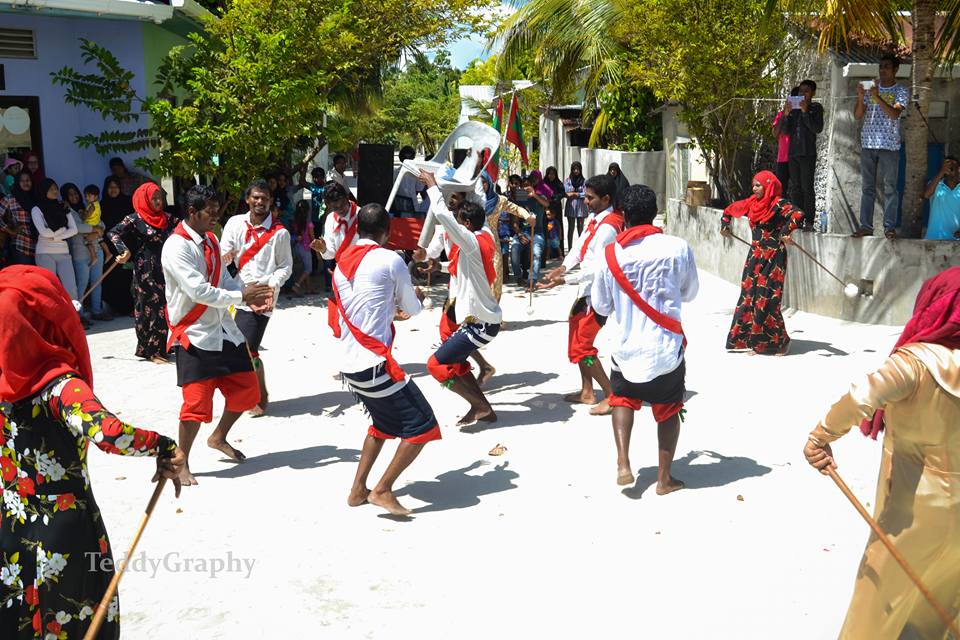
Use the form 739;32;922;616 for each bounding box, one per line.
0;14;150;189
539;113;666;207
665;198;960;325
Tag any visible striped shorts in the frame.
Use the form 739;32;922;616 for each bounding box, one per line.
427;321;500;383
342;362;440;442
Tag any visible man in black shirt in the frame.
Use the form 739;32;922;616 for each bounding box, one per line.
779;79;824;231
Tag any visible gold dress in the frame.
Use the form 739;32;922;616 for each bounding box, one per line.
487;196;531;303
809;343;960;639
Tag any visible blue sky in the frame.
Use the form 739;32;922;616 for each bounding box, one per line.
449;34;490;69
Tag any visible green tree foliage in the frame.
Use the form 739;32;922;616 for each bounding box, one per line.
592;82;663;152
50;0;490;196
619;0;788;202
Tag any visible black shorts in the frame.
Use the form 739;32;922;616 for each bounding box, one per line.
610;359;686;405
176;339;254;387
342;363;440;443
234;309;271;356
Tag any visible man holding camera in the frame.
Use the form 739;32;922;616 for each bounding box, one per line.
777;80;823;231
852;53;910;240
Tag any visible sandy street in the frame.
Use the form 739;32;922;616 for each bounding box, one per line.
84;268;901;639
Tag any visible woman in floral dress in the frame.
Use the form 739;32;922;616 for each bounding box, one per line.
720;170;803;355
107;183;174;363
0;266;184;639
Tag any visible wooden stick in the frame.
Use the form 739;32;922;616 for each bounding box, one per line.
82;478;168;640
79;259;119;304
528;233;534;308
728;231;752;248
826;468;960;636
791;242;846;287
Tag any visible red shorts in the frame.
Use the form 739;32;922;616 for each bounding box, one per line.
439;300;460;341
180;371;260;423
568;302;603;364
607;396;684;423
368;424;442;444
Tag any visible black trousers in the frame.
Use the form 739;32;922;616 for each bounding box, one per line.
788;155;816;227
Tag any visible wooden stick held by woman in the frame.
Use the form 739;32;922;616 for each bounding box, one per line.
79;258;118;303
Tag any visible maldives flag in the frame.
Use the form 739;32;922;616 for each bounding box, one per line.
489;98;504;183
505;94;528;165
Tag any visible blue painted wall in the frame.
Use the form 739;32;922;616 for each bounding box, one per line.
0;14;148;189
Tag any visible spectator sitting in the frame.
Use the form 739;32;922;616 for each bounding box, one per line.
546;209;562;259
923;156;960;240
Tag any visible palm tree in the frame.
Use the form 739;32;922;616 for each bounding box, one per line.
771;0;960;237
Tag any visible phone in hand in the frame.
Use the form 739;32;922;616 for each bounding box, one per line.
787;95;804;110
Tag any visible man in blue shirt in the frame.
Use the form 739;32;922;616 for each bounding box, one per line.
852;53;910;239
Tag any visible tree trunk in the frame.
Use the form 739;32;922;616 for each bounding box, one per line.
901;0;936;237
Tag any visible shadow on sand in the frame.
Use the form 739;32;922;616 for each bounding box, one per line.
623;449;772;499
266;390;357;418
398;460;519;514
787;339;849;357
194;444;360;479
458;392;576;433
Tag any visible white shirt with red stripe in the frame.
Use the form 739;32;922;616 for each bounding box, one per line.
427;186;501;325
220;212;293;316
426;225;457;293
562;207;621;298
591;233;699;383
334;239;422;374
161;221;246;352
319;202;359;260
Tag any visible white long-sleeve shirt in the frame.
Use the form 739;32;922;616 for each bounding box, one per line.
334;239;422;374
31;206;78;254
161;222;246;352
427;185;501;325
319;202;359;260
591;233;699;383
220;212;293;316
562;207;620;298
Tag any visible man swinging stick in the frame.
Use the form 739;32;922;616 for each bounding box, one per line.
333;204;439;516
590;185;698;493
540;174;624;416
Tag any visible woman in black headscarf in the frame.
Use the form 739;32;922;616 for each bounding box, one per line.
100;176;135;315
30;178;79;300
543;166;566;254
607;162;630;208
563;161;588;248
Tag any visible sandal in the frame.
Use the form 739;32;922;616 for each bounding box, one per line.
884;230;897;240
488;443;507;456
850;228;873;238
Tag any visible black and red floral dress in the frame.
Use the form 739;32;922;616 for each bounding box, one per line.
721;199;803;354
108;215;174;360
0;374;176;639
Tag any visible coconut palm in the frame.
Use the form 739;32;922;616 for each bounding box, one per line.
771;0;960;236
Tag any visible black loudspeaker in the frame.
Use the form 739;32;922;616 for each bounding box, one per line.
357;143;395;206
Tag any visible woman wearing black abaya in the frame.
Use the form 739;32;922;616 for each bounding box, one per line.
99;177;134;315
607;162;630;209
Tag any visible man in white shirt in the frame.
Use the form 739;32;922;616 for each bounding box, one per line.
328;153;349;189
591;185;698;494
541;174;624;416
161;185;273;486
419;172;502;427
310;181;360;338
334;203;437;517
220;179;293;417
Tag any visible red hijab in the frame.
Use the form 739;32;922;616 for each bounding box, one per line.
723;170;781;225
132;182;168;229
0;266;93;402
860;267;960;438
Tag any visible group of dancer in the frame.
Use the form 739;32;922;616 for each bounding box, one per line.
1;163;958;637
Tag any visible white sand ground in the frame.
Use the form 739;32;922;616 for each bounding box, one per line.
84;267;904;639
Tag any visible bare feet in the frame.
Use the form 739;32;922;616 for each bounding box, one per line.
656;478;685;495
368;489;411;516
150;355;171;365
563;390;597;405
347;487;370;507
248;404;266;418
589;398;612;416
477;364;496;387
207;437;246;462
457;406;497;428
178;467;198;486
617;468;635;486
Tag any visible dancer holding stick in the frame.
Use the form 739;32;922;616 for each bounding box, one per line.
804;267;960;638
0;266;184;639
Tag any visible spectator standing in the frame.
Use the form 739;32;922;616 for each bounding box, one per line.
329;153;349;188
3;170;37;265
923;155;960;240
107;157;148;197
391;146;420;214
23;151;44;183
772;86;799;194
62;183;108;322
31;178;79;300
852;53;910;239
2;158;22;196
779;79;823;231
99;176;135;315
564;162;588;247
607;162;630;208
543;166;566;254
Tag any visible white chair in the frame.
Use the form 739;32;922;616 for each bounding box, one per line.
384;122;501;247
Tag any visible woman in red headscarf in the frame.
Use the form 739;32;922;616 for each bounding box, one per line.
719;170;803;355
804;267;960;638
0;266;184;639
106;182;174;363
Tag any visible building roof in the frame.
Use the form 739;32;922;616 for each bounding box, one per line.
0;0;211;29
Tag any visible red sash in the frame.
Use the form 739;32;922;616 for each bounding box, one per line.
166;222;222;351
578;211;625;261
331;243;407;382
603;225;686;346
448;232;496;285
237;219;286;271
333;203;359;262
